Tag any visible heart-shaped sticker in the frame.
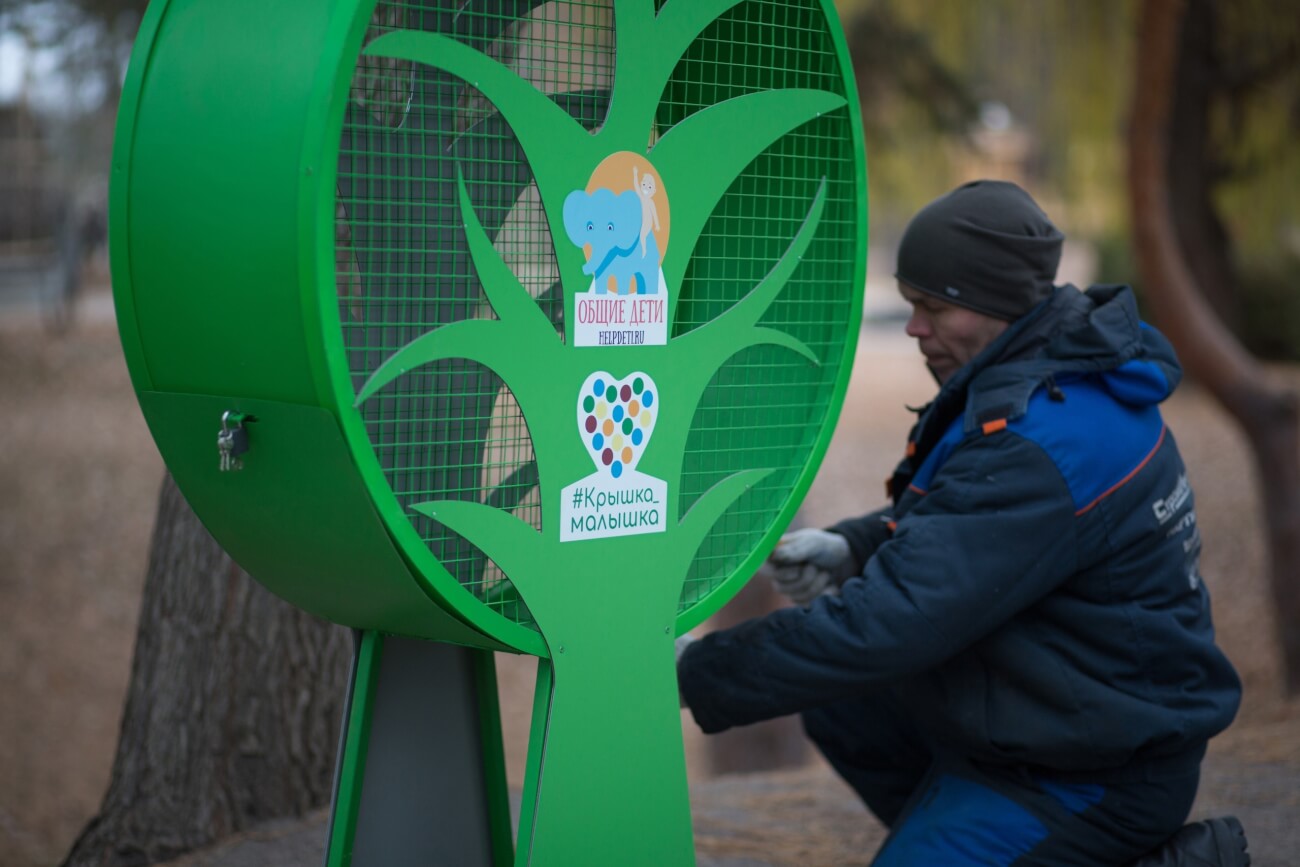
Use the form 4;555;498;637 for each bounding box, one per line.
577;371;657;479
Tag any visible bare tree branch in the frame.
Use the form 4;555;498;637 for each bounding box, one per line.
1130;0;1300;694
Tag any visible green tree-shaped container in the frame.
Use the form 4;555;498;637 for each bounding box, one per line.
112;1;866;863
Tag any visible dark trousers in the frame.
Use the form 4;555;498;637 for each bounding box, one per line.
802;691;1200;866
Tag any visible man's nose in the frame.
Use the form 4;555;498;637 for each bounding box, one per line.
905;309;929;338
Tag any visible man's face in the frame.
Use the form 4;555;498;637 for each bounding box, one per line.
899;282;1010;385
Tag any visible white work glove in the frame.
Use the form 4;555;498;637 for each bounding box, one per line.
674;633;697;664
768;528;854;605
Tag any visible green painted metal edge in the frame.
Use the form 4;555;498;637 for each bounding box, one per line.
472;653;517;867
298;3;867;862
513;622;695;865
297;0;359;413
120;0;327;402
326;630;382;867
305;0;549;658
297;2;509;647
298;1;522;649
303;0;865;652
672;0;869;635
514;659;553;866
108;0;173;394
136;390;508;646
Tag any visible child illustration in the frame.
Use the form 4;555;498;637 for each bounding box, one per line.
633;165;661;257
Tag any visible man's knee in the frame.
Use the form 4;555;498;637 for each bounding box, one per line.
801;693;927;766
800;698;931;827
800;702;851;757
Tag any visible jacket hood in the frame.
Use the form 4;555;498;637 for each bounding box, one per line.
945;284;1182;434
1041;284;1181;403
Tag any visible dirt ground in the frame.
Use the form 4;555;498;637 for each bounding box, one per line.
1;284;1298;866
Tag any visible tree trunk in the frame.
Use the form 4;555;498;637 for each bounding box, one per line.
62;475;353;866
1130;0;1300;693
1166;0;1241;332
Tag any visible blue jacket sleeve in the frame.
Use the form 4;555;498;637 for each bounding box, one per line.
679;430;1080;734
829;506;894;574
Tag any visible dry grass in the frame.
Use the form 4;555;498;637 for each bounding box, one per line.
0;306;162;867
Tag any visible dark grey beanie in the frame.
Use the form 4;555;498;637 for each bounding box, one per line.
895;180;1064;321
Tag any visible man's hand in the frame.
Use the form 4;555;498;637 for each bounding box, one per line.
768;528;854;605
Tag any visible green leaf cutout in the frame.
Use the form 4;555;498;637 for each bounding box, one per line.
653;88;846;299
601;0;749;138
355;319;507;406
364;29;591;190
673;177;828;373
673;468;775;575
354;168;561;407
411;498;543;601
456;170;558;337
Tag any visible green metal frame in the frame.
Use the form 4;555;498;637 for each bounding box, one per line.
320;0;867;650
113;0;866;652
325;632;514;867
112;1;866;864
326;631;381;865
113;0;505;646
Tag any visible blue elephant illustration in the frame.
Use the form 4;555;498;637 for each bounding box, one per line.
563;187;661;295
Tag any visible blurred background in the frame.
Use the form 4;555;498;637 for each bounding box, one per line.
1;1;1297;865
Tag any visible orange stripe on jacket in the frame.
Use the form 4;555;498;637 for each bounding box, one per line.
1075;426;1167;516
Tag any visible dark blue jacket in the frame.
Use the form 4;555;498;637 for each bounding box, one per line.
679;285;1241;778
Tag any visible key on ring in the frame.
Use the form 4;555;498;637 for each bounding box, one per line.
218;411;249;472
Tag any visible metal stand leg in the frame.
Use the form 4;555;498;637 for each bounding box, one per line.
324;630;513;867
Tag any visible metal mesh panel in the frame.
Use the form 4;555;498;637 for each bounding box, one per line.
660;1;857;610
335;0;858;624
337;0;614;626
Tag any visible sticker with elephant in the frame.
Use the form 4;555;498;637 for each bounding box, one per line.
563;152;671;348
560;370;667;542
